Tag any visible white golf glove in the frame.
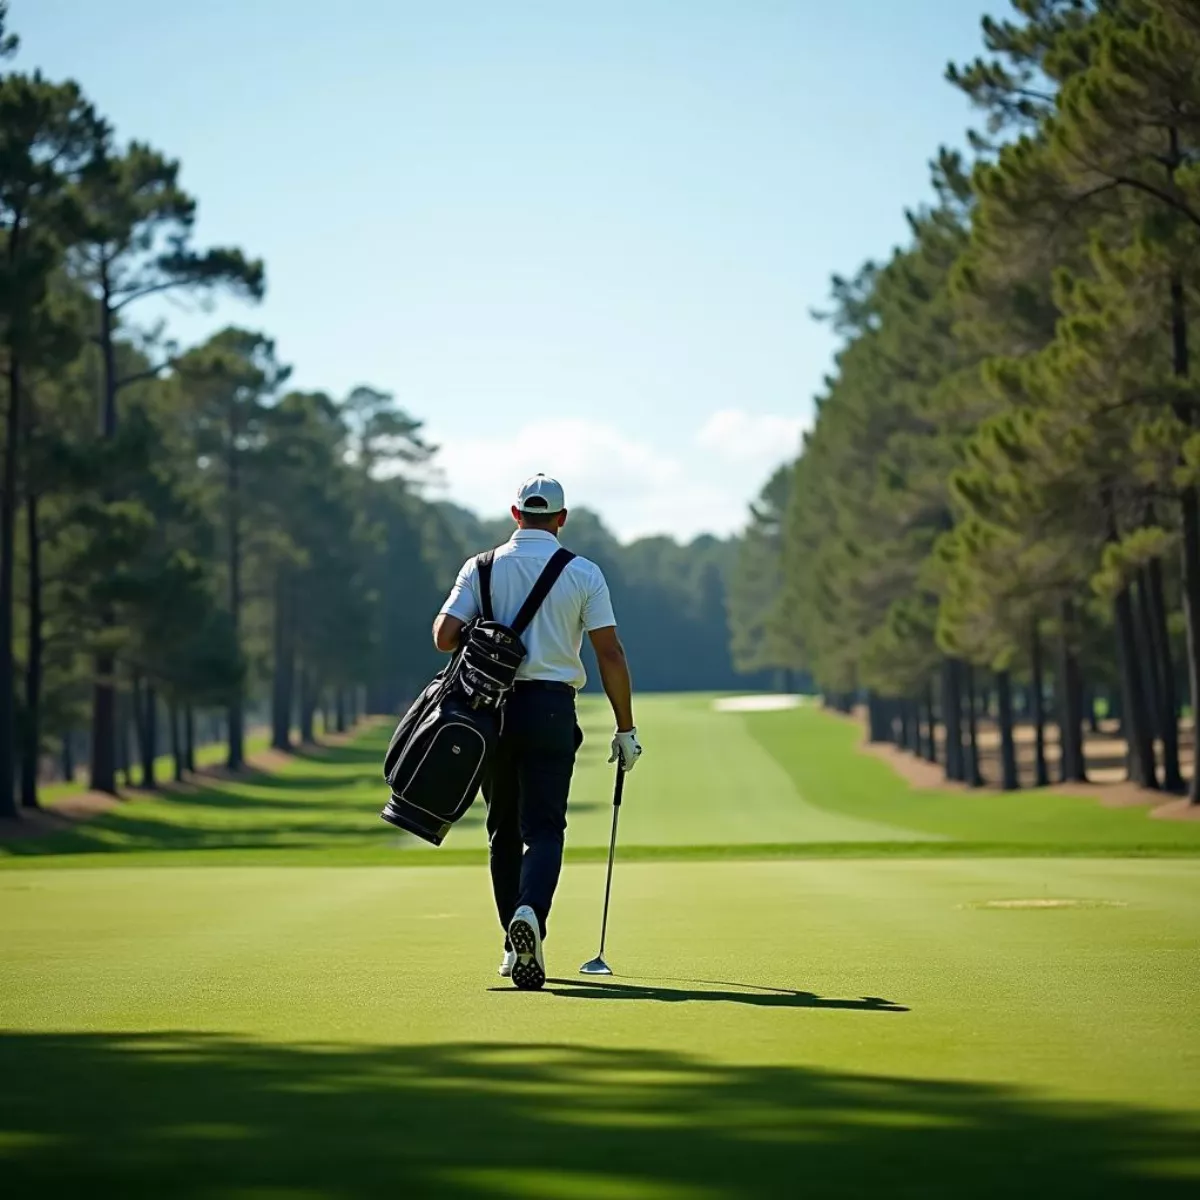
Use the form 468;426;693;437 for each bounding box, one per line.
609;728;643;773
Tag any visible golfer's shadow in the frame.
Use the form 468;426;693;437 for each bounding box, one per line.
494;977;908;1011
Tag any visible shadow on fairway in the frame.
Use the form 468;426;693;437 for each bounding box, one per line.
529;977;909;1011
0;782;428;858
292;741;383;767
0;1033;1194;1197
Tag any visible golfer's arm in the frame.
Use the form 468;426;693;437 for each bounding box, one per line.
433;614;465;654
588;626;634;730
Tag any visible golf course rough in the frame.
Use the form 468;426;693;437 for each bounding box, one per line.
1;696;1198;1197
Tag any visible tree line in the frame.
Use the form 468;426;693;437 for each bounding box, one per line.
733;0;1200;803
0;1;767;820
0;5;461;818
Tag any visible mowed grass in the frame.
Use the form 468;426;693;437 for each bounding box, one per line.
1;859;1198;1196
746;705;1200;854
35;731;273;808
6;695;1200;868
1;696;1199;1195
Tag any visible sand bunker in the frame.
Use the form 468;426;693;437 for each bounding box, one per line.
972;899;1128;910
713;695;805;713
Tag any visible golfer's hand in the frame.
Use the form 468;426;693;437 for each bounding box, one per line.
609;728;643;773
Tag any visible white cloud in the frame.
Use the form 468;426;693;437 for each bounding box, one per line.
427;409;805;543
432;416;681;504
695;409;807;463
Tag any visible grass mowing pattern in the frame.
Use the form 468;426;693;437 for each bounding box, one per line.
745;704;1200;854
5;697;1199;868
1;859;1197;1195
1;698;1198;1194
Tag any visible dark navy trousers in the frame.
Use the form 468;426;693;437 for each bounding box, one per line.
483;683;581;942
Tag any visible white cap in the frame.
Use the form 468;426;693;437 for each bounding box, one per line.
516;474;565;514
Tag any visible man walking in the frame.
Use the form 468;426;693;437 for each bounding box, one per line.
433;475;642;990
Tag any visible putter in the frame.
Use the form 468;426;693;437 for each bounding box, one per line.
580;764;625;976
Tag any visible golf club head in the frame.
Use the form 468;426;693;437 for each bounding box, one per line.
579;955;613;976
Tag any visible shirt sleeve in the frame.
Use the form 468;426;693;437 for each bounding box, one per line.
581;565;617;632
440;558;481;623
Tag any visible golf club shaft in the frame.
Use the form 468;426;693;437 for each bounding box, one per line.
596;767;625;957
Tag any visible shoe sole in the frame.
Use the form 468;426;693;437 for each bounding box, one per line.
508;916;545;991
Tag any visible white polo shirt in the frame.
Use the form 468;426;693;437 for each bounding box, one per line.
439;529;617;690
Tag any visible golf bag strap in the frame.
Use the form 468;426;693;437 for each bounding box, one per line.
477;550;496;622
511;548;576;636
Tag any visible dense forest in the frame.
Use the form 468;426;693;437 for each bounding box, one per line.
0;2;759;820
734;0;1200;802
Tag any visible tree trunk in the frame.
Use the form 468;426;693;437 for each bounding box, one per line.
866;692;890;743
184;706;196;773
335;688;347;734
964;665;983;787
169;702;184;783
226;400;244;770
0;355;20;820
113;691;127;788
143;684;158;789
299;667;316;745
20;485;42;809
271;571;294;751
61;732;75;785
1030;627;1049;788
1168;270;1200;804
131;673;148;788
923;682;938;764
90;284;119;797
941;658;964;782
1058;603;1088;784
90;660;118;795
1115;584;1158;790
1133;571;1164;745
996;670;1019;791
1143;557;1184;792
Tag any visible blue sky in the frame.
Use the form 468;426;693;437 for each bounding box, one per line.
20;0;996;541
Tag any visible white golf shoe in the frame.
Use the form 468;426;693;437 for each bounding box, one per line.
507;905;546;991
498;949;517;978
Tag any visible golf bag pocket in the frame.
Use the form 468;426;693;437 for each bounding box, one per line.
381;695;499;846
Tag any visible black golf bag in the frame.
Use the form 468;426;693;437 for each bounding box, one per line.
380;546;575;846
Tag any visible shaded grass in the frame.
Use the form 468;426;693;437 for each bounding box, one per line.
2;854;1197;1194
745;706;1200;851
35;732;272;807
1;1034;1195;1197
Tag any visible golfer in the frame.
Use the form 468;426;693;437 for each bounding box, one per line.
433;474;642;990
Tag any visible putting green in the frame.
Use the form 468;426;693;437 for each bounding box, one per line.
1;859;1197;1195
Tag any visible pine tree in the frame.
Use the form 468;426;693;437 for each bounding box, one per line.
70;141;264;794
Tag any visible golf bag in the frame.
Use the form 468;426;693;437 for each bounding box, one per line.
380;546;576;846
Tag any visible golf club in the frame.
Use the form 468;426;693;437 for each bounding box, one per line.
580;763;626;976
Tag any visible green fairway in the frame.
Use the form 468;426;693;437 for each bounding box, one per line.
2;697;1199;1195
5;695;1200;868
1;859;1198;1195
